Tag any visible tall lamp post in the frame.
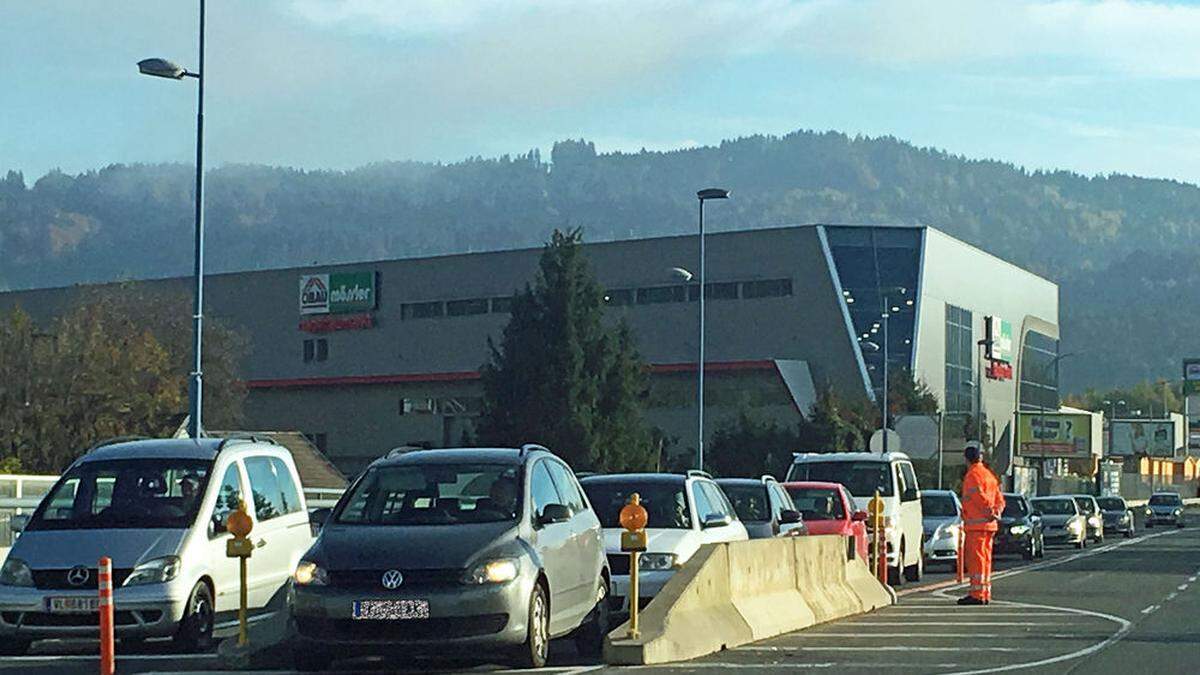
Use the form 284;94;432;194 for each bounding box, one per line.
693;188;729;472
877;287;907;454
138;0;206;439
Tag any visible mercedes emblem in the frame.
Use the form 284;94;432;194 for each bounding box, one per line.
380;569;404;590
66;565;90;587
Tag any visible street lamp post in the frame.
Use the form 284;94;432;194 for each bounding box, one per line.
877;287;907;454
693;188;728;472
138;0;206;439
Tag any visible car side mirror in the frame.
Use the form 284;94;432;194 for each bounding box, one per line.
851;510;869;522
902;488;919;502
309;507;332;535
780;509;802;525
702;513;732;529
537;503;571;526
10;514;29;534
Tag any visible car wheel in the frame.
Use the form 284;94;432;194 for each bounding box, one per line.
1022;540;1035;560
575;579;610;658
1036;535;1046;558
294;646;333;672
0;638;30;656
1177;521;1186;529
888;541;905;587
513;583;550;669
1076;536;1086;549
173;581;214;653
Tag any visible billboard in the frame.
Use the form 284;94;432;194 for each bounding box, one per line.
986;316;1014;363
1016;412;1093;459
299;272;377;315
1109;420;1176;458
1187;359;1200;449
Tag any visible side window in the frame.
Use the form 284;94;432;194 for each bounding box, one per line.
691;483;717;523
900;462;919;500
529;462;563;518
545;462;586;515
210;465;243;537
894;464;906;499
767;483;790;516
244;456;286;522
704;483;735;518
270;457;303;515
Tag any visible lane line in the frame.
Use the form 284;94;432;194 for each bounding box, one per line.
1177;583;1188;591
630;663;962;670
1141;604;1160;614
1166;592;1178;601
848;621;1061;627
776;632;1102;639
742;645;1032;653
877;611;1067;617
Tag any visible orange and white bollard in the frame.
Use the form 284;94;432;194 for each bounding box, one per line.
98;556;115;675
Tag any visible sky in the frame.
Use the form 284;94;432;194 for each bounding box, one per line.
5;0;1200;183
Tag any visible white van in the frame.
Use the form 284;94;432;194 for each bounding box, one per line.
0;437;313;655
786;451;924;585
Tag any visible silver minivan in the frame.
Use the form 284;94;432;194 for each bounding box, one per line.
0;437;313;654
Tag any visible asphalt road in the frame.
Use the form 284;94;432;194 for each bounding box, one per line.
4;511;1196;675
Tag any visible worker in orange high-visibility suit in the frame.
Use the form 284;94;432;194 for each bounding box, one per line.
958;444;1005;605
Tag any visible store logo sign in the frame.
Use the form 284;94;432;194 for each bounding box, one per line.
300;272;376;315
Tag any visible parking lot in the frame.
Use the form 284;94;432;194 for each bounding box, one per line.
2;508;1196;675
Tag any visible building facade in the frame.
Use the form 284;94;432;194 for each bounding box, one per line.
0;225;1060;478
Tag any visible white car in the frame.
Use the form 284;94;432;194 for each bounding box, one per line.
580;471;748;613
786;451;924;585
0;437;313;655
920;489;961;566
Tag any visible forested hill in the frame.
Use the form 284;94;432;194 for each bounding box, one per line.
2;130;1197;391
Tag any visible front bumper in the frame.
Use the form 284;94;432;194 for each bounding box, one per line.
994;530;1033;553
1102;516;1132;532
1146;511;1182;525
291;576;532;651
923;535;958;561
610;571;674;614
0;581;189;640
1042;526;1085;544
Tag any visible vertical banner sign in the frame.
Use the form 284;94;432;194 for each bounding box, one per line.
1185;359;1200;450
985;316;1014;363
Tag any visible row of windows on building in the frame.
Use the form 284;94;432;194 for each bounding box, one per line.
943;303;1061;415
396;278;795;320
302;338;329;363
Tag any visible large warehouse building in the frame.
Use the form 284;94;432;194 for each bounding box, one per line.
0;225;1060;483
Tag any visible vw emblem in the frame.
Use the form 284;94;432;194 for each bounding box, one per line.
66;566;90;587
380;569;404;590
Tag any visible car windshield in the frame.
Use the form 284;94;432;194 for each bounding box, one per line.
1073;497;1095;514
785;487;845;521
335;463;520;525
1149;494;1181;506
1003;498;1028;517
921;494;958;517
1032;498;1076;515
787;461;892;497
581;480;691;529
1097;498;1125;511
27;459;212;531
719;483;770;522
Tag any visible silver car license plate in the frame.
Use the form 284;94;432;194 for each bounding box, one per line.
48;597;100;614
352;599;430;620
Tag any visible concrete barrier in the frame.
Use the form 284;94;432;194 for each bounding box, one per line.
604;535;892;665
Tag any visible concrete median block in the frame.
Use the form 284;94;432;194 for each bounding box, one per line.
604;535;893;666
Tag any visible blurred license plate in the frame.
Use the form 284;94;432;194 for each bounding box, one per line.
352;599;430;620
48;597;99;614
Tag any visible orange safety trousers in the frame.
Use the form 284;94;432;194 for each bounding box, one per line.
964;530;995;602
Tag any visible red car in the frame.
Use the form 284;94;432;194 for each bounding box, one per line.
783;481;869;561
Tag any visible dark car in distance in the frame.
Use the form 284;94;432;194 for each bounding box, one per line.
1097;496;1136;538
994;493;1045;560
714;476;806;539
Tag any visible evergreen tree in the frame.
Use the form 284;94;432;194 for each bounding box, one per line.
477;229;656;472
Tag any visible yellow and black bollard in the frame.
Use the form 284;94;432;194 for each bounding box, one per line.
868;490;886;585
619;493;649;639
225;502;254;647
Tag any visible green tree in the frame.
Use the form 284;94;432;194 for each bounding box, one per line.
707;409;798;478
797;387;873;453
477;229;657;472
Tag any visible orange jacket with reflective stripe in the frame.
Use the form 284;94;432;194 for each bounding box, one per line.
960;462;1005;532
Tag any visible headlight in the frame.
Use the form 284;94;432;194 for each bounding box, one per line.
638;553;679;571
293;560;328;586
937;524;959;540
0;558;33;587
1119;513;1130;522
1067;519;1084;533
123;556;180;586
1174;508;1183;516
1146;508;1153;516
1010;525;1030;536
464;558;520;584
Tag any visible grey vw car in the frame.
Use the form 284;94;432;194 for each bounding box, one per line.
289;446;608;671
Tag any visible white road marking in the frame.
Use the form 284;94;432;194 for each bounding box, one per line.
629;662;962;670
213;610;278;630
7;654;215;662
1141;604;1160;614
1177;583;1188;591
1166;592;1178;601
880;611;1066;617
741;645;1031;653
849;621;1059;627
1189;575;1198;582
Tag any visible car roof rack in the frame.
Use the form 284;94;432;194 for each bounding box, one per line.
519;443;549;457
86;435;151;453
214;434;280;453
686;469;712;479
